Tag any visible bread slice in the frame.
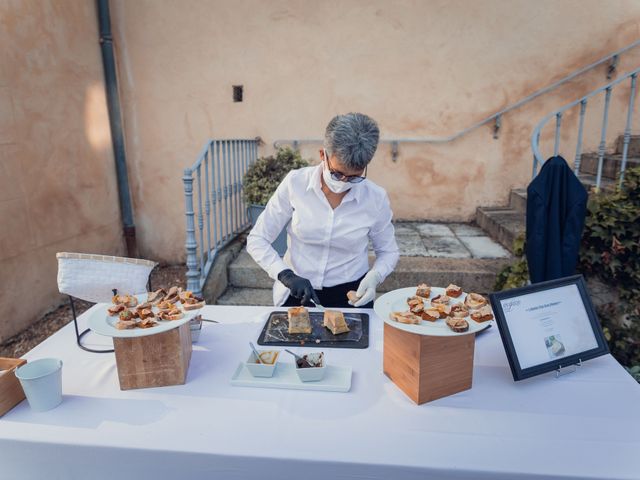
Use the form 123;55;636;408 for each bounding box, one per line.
288;306;312;334
464;293;487;310
433;303;452;318
323;310;350;335
450;303;469;318
346;290;361;304
420;308;440;322
445;284;463;298
416;283;431;298
470;305;494;322
389;311;422;325
431;294;450;306
446;317;469;333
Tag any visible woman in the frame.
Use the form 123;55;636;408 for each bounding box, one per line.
247;113;399;308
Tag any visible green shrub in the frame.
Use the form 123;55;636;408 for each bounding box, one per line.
242;147;310;206
493;234;529;291
579;166;640;379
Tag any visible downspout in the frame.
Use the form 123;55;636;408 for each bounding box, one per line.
96;0;138;257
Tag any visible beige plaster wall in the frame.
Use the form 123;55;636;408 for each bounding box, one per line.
0;1;125;341
112;0;640;263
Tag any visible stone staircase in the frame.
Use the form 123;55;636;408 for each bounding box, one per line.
212;135;639;305
476;134;639;253
216;223;513;306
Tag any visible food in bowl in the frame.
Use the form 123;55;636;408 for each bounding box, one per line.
295;352;326;382
246;350;280;377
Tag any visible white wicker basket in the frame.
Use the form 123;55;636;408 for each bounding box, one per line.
56;252;157;303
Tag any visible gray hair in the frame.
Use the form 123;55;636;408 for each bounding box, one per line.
324;113;380;170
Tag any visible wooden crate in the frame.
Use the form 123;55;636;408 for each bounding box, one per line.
0;358;27;416
113;322;192;390
383;323;475;404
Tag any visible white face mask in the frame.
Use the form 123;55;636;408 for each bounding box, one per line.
323;163;353;193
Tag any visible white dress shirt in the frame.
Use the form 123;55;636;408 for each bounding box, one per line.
247;164;399;306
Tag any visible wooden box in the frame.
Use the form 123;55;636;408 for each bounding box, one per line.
113;322;192;390
383;323;475;404
0;358;27;416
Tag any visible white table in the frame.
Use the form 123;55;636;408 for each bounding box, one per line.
1;305;639;480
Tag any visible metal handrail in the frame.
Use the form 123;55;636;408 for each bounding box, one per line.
274;39;640;160
531;67;639;188
183;138;260;295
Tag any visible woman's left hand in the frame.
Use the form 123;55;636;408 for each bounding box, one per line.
350;269;382;307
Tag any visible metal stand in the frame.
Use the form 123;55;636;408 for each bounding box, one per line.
68;273;154;354
69;295;114;354
555;359;582;378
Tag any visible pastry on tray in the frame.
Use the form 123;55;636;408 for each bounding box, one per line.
431;294;450;306
407;296;424;309
288;306;312;334
389;311;422;325
445;284;463;298
446;317;469;333
163;286;180;304
416;283;431;299
323;310;350;335
464;293;487;310
470;305;494;322
346;290;361;304
450;303;469;318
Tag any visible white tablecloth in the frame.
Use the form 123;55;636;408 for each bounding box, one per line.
1;305;639;480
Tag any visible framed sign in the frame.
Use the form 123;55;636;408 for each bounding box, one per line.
489;275;609;381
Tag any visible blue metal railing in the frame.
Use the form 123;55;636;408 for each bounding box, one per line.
183;138;260;295
531;67;639;189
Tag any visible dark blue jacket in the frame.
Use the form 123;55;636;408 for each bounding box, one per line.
526;156;588;283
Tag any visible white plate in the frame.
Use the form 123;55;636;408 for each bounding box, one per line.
230;362;352;392
87;293;202;338
374;286;493;337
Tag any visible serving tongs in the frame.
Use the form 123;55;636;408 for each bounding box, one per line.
309;299;325;312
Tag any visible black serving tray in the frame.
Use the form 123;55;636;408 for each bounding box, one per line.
257;311;369;349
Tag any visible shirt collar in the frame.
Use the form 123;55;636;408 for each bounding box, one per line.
307;164;364;204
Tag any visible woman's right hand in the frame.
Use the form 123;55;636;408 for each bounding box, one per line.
277;269;321;306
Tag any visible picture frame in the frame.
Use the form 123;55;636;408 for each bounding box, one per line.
489;275;609;381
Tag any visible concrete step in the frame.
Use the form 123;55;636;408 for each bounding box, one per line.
227;249;511;296
475;207;525;253
579;152;640;180
615;134;640;156
509;188;527;213
217;287;273;306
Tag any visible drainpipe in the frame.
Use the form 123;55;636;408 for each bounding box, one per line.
96;0;138;257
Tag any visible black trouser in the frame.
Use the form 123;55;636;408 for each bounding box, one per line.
282;274;373;309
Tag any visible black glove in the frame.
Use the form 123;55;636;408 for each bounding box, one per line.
277;269;321;306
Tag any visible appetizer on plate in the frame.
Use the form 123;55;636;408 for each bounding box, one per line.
433;303;452;318
450;303;469;318
470;305;494;322
389;311;422;325
464;293;487;310
420;308;440;322
446;316;469;333
416;283;431;299
445;284;463;298
431;294;450;306
112;293;137;308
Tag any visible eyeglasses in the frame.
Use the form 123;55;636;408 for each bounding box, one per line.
325;151;367;183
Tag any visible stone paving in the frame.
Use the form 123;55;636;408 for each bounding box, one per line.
378;222;511;259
